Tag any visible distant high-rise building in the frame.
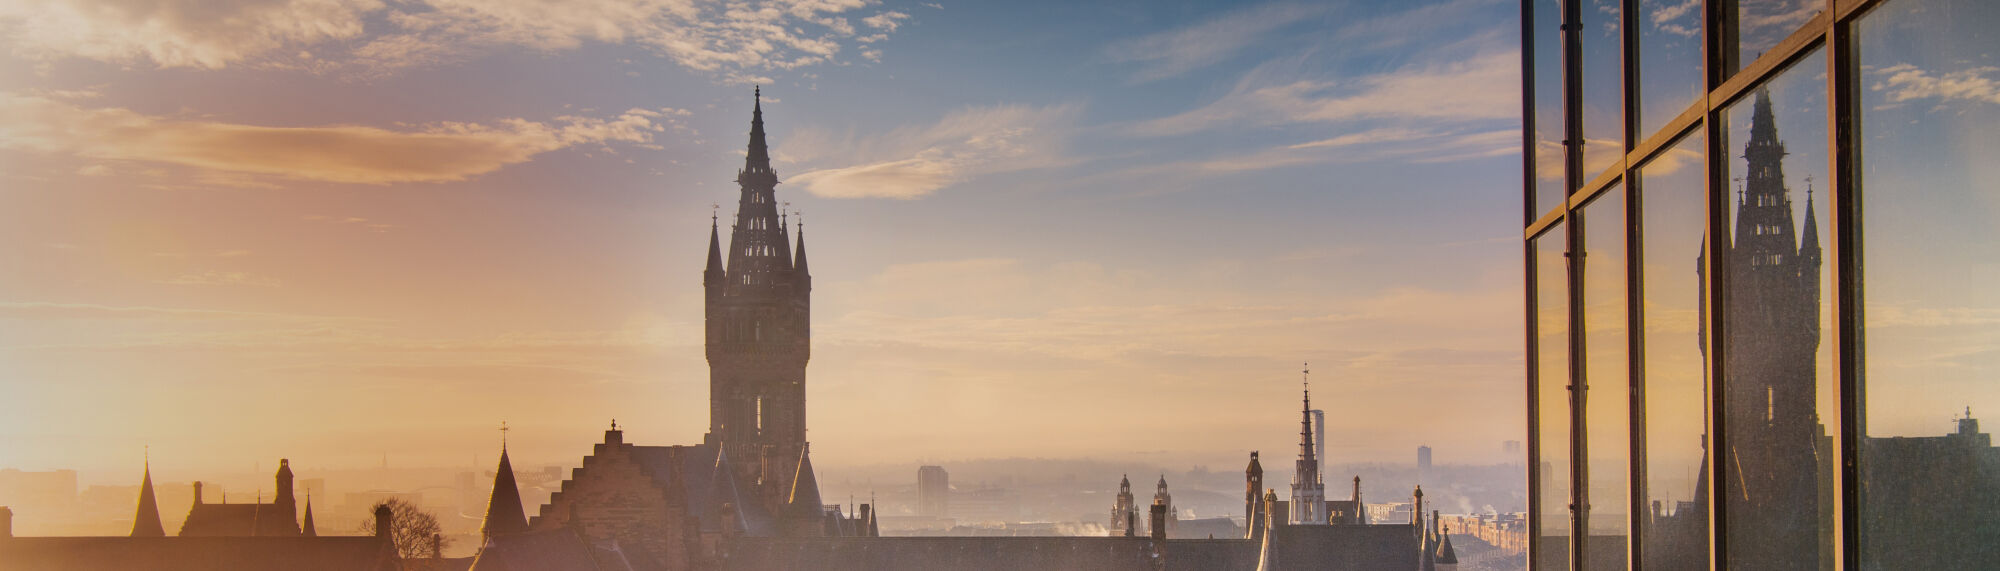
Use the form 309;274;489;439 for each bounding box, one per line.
1417;446;1432;487
918;465;949;518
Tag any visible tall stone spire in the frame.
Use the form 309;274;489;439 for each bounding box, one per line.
482;431;528;538
1291;362;1325;524
131;459;165;537
744;86;772;175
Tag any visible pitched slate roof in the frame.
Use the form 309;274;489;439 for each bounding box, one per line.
178;501;300;537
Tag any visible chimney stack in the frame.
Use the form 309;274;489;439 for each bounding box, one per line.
1;506;12;538
432;533;442;559
193;481;204;504
374;504;393;541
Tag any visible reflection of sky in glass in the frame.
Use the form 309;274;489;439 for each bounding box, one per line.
1857;0;2000;438
1639;133;1706;563
1536;224;1572;545
1639;0;1704;136
1580;0;1623;181
1734;0;1822;74
1583;188;1628;542
1534;0;1567;215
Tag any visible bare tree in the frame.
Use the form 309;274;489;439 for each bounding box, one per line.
358;498;450;559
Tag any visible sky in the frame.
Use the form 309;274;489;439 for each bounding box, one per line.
30;0;2000;497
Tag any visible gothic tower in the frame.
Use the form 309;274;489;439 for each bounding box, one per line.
706;87;812;451
1112;474;1136;536
1290;364;1326;525
1701;88;1828;571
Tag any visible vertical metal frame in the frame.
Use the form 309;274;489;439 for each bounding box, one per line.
1521;3;1546;570
1526;0;1895;568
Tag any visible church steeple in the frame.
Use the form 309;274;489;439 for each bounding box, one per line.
131;459;165;537
482;428;529;538
1291;362;1326;525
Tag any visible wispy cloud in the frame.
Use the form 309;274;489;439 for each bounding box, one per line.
0;93;682;184
1132;49;1520;137
1184;127;1518;174
0;0;915;82
1101;3;1325;83
1871;63;2000;107
786;103;1081;199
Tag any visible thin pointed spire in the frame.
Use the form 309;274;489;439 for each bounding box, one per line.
705;212;726;285
744;86;772;175
794;215;809;276
1800;179;1822;254
301;492;316;537
131;458;166;537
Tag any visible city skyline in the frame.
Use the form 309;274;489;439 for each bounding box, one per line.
1;0;1532;480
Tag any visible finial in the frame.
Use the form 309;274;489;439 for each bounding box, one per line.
1804;174;1815;198
500;421;509;450
712;203;719;224
1303;361;1311;401
755;85;761;101
611;418;619;431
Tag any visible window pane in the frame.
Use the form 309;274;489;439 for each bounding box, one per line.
1638;0;1703;137
1582;187;1630;571
1535;222;1572;571
1637;132;1708;571
1581;0;1624;182
1533;0;1567;217
1856;0;2000;568
1725;0;1822;77
1717;48;1839;571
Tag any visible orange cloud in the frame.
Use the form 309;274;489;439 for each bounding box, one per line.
0;93;677;184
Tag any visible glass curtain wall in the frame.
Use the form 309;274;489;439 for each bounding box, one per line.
1519;0;1998;570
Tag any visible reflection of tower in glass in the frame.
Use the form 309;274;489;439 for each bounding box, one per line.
1697;88;1830;571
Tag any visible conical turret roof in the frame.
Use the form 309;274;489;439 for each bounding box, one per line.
131;462;165;537
482;447;529;537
